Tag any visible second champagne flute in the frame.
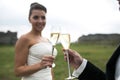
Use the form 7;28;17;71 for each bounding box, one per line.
60;34;75;80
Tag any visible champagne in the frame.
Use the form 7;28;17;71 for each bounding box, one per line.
60;34;70;49
50;33;60;68
60;34;75;79
50;33;60;45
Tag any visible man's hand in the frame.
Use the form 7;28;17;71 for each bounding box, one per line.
63;49;83;69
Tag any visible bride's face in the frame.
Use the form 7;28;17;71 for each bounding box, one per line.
29;9;46;32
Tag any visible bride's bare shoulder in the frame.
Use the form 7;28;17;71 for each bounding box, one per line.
16;33;31;45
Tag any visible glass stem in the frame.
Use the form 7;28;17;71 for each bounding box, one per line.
52;45;55;56
65;50;72;78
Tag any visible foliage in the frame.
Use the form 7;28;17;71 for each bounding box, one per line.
78;34;120;45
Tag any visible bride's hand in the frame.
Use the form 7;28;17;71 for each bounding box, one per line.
40;55;55;68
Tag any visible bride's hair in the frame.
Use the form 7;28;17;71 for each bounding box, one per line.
28;2;47;19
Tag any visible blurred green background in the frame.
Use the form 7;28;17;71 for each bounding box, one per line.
0;43;117;80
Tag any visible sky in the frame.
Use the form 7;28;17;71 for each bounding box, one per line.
0;0;120;42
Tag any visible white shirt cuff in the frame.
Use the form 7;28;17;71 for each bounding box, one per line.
72;58;87;78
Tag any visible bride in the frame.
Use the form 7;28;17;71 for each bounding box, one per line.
14;2;57;80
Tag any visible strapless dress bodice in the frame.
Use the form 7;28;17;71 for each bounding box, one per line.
22;42;57;80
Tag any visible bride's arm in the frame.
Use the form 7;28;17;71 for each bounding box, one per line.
14;36;54;77
14;36;43;77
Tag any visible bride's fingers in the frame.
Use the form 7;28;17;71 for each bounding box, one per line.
45;55;55;59
41;56;55;68
40;60;53;68
42;57;54;63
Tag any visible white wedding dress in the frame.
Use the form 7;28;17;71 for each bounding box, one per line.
21;42;57;80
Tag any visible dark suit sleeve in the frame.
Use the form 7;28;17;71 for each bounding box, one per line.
78;61;106;80
106;44;120;80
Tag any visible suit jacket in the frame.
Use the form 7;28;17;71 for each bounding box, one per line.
78;44;120;80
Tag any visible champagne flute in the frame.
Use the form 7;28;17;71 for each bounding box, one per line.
60;34;76;80
50;33;60;55
50;26;60;67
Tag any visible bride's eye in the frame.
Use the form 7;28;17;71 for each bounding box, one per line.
41;16;46;20
33;15;39;20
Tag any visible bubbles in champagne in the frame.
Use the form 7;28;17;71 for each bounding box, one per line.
50;33;60;45
60;34;70;49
